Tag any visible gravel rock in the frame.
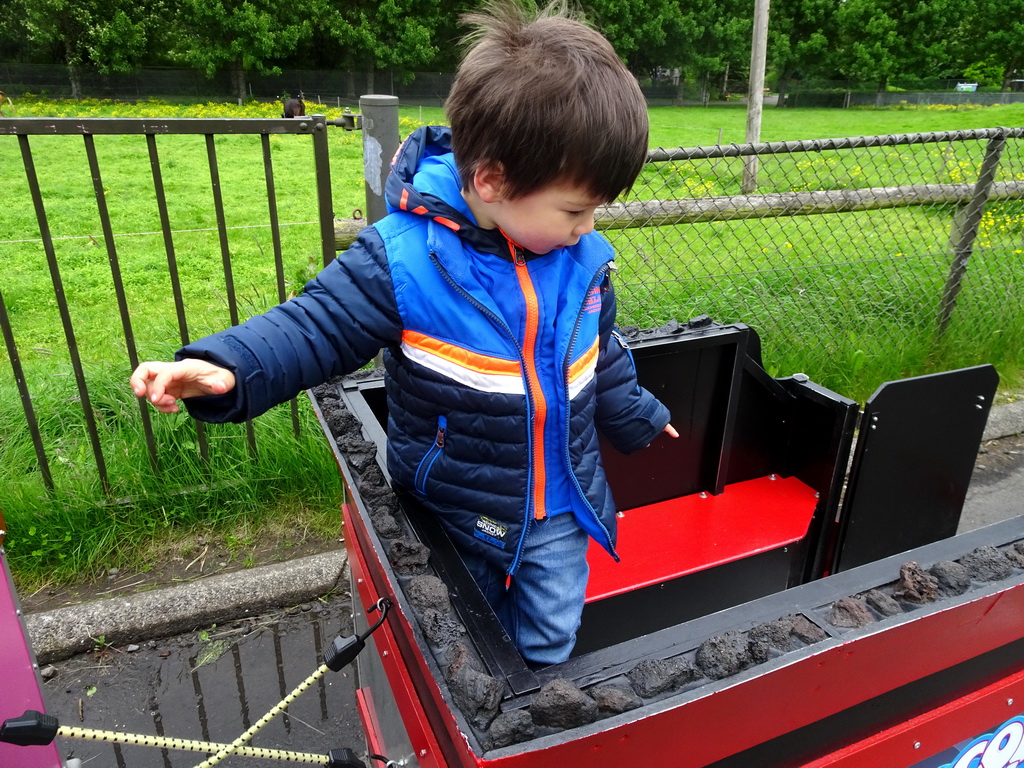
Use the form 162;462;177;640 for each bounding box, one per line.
960;546;1013;582
485;710;535;750
696;630;754;679
827;597;876;628
863;589;902;617
589;684;642;714
387;538;431;576
789;614;828;644
530;679;598;729
748;618;792;663
626;657;701;698
930;560;972;596
893;561;939;603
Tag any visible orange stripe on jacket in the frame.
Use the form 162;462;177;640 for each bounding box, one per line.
511;247;548;521
402;331;521;376
568;339;599;383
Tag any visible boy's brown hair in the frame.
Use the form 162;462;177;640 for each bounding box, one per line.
446;0;648;202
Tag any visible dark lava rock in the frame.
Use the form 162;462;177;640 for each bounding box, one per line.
626;657;701;698
893;561;939;603
485;710;535;750
530;679;598;729
696;631;754;680
369;508;403;539
419;608;466;648
748;619;792;663
960;546;1013;582
357;465;387;494
323;403;360;439
589;684;642;715
827;597;876;628
789;614;828;644
445;643;502;730
387;538;431;576
338;435;378;473
406;575;452;613
1005;543;1024;569
930;560;972;596
863;589;903;617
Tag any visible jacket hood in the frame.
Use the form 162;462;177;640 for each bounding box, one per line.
384;125;517;259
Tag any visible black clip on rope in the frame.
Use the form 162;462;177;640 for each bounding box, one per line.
325;597;393;672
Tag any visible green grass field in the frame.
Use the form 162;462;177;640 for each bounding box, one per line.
2;96;1023;588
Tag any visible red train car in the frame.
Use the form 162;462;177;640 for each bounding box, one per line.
311;320;1024;768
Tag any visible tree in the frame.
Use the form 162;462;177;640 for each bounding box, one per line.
768;0;837;101
677;0;750;102
585;0;688;76
22;0;165;97
293;0;446;95
955;0;1024;88
172;0;312;104
833;0;964;92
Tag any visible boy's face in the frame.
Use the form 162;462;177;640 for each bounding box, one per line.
472;173;607;255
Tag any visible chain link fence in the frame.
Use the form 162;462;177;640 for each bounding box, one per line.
598;128;1024;398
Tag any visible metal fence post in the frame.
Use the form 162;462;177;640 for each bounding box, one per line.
936;128;1008;336
359;95;401;224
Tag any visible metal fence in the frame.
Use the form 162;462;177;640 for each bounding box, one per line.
601;127;1024;395
3;105;1023;505
0;114;339;497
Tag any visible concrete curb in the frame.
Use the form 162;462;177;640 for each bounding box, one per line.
26;549;347;665
984;399;1024;442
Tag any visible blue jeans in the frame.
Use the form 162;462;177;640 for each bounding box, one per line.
462;512;590;665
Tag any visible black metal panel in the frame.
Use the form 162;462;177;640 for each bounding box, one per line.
599;327;748;509
835;364;999;572
782;379;859;583
574;546;793;656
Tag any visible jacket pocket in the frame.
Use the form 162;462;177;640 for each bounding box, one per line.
414;415;447;494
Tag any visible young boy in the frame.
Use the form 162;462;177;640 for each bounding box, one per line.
130;0;675;665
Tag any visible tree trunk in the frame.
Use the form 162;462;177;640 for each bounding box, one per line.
366;63;375;95
67;64;82;100
232;60;246;105
673;73;684;107
775;68;790;107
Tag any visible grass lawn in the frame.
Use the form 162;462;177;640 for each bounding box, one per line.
2;96;1023;588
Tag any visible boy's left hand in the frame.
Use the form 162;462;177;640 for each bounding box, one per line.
663;423;679;438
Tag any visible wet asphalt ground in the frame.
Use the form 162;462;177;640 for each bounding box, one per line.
41;593;365;768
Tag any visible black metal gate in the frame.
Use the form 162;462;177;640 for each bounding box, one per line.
0;115;337;496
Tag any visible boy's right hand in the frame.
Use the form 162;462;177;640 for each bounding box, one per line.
130;360;236;414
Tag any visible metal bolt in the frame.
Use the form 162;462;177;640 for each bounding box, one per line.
699;492;708;498
382;650;389;657
1010;698;1015;706
914;742;921;749
419;749;427;757
769;473;777;480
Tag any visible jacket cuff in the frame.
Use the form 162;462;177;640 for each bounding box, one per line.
614;393;672;454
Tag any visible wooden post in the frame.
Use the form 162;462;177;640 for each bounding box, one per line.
742;0;770;193
936;130;1008;336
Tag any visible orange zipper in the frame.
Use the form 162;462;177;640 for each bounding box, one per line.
511;245;548;520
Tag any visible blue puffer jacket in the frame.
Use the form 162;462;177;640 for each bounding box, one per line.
178;126;670;575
